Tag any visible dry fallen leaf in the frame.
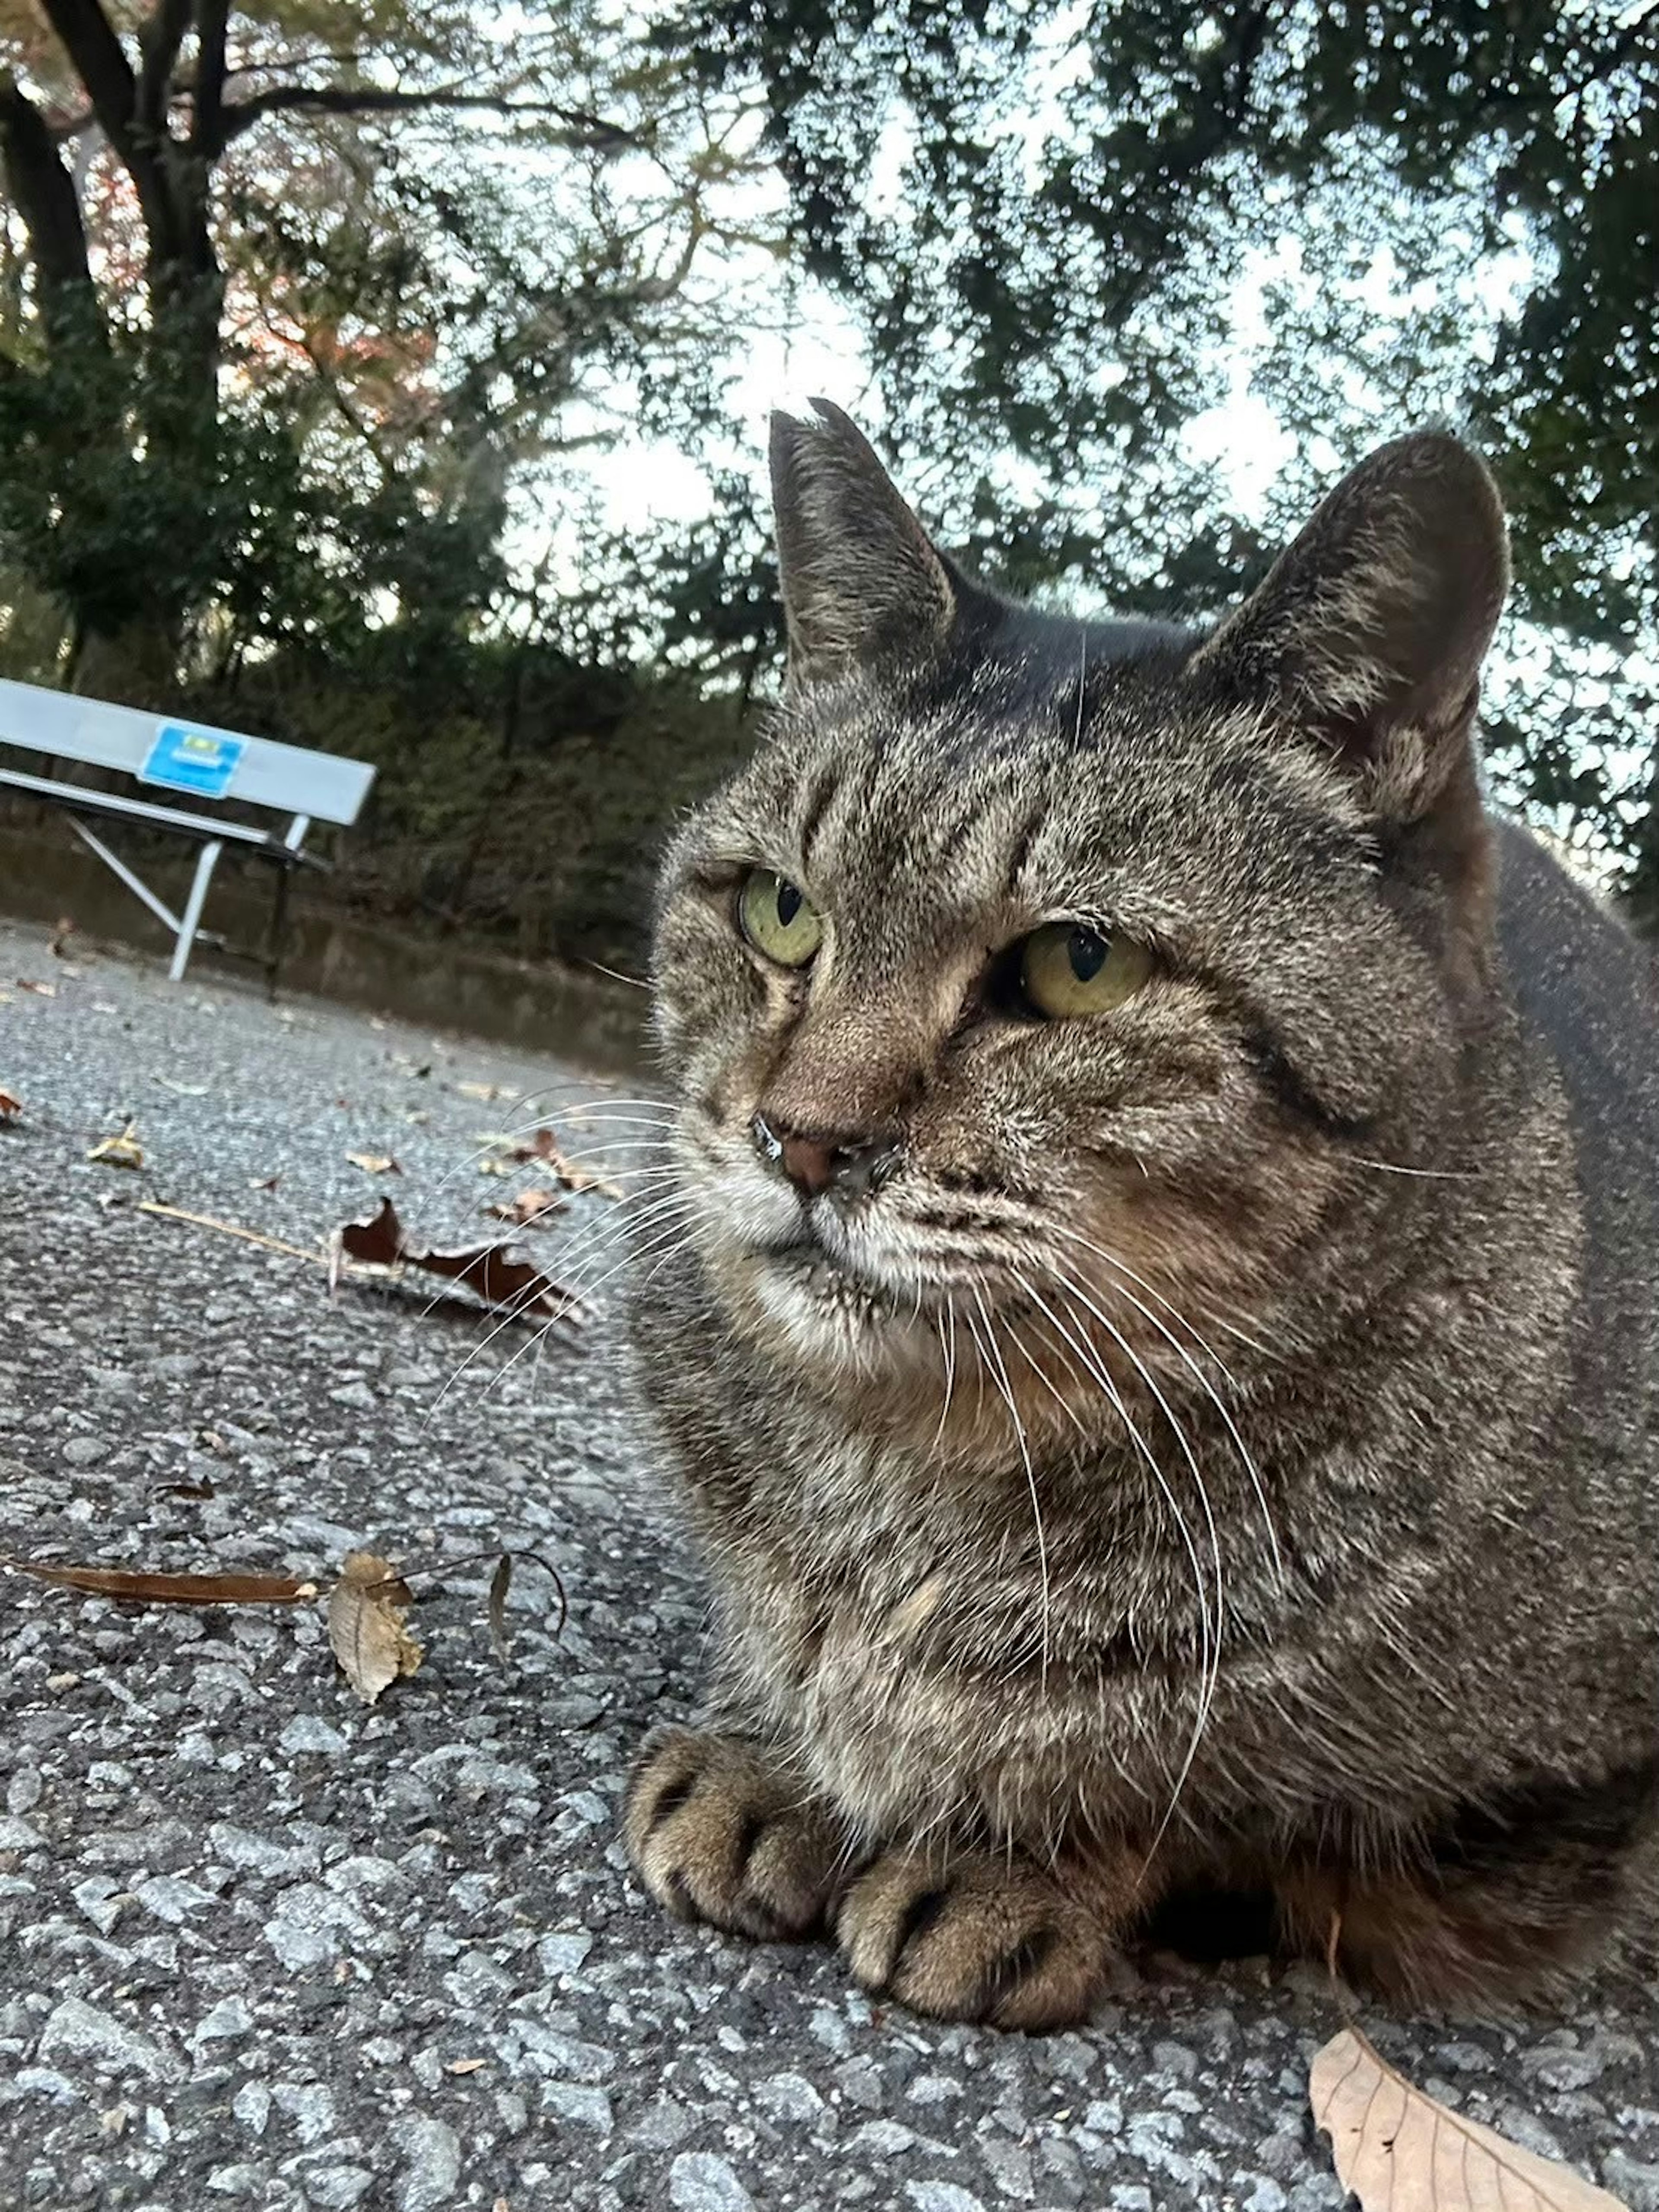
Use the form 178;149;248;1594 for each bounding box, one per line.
50;917;78;958
457;1080;504;1102
17;977;57;997
487;1553;513;1664
1311;2028;1630;2212
447;2057;486;2076
0;1088;21;1123
4;1558;317;1605
486;1186;566;1228
332;1197;582;1327
327;1551;424;1705
346;1151;401;1175
89;1122;143;1170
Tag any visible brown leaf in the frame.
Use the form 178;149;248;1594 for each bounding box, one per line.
346;1151;401;1175
89;1123;143;1169
487;1553;513;1664
447;2057;486;2076
1310;2027;1630;2211
0;1088;21;1123
334;1198;582;1327
486;1186;566;1228
17;978;57;997
5;1558;316;1605
327;1551;424;1705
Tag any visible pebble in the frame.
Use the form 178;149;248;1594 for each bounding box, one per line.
37;1998;181;2084
192;1997;254;2043
392;2113;463;2211
278;1714;348;1755
668;2152;758;2211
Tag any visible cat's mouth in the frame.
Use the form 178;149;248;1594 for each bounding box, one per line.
759;1234;907;1318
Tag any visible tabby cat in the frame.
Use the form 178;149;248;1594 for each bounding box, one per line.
622;401;1659;2029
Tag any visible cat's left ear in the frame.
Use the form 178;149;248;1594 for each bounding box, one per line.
1193;432;1509;819
769;399;958;685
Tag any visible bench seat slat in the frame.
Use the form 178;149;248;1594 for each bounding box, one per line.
0;767;324;864
0;678;374;825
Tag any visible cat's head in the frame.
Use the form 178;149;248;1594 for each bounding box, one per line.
648;402;1508;1454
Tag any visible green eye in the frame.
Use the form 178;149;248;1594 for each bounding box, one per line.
738;868;823;967
1019;922;1151;1019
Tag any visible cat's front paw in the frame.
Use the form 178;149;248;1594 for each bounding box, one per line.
836;1847;1119;2031
625;1727;847;1943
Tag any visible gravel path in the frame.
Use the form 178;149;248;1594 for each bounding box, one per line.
2;915;1656;2212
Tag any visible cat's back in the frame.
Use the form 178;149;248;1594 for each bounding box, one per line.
1494;816;1659;1482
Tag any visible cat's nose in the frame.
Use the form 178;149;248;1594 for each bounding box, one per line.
751;1112;897;1202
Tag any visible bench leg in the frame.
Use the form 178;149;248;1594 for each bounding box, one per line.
169;840;223;982
69;819;184;936
265;864;293;1001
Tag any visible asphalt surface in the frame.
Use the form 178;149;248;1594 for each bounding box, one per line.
2;914;1657;2212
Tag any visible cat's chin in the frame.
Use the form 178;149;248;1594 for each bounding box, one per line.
710;1238;934;1376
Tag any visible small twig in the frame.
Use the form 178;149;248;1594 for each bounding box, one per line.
137;1200;324;1266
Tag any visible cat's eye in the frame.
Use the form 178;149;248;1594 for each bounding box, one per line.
738;868;823;967
1019;922;1151;1019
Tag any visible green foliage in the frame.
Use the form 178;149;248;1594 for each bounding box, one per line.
683;0;1659;900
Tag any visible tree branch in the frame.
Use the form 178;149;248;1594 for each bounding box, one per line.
222;82;643;152
38;0;188;266
136;0;191;140
191;0;230;158
0;71;103;330
36;0;138;159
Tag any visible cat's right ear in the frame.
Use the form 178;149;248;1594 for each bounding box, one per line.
769;400;957;685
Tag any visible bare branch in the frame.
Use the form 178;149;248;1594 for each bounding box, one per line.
222;81;643;152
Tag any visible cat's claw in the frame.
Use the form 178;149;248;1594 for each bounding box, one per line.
625;1726;847;1942
835;1847;1116;2031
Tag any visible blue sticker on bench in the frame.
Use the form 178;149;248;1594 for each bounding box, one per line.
140;724;247;799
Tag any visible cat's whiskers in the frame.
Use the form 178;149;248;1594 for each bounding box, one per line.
930;1297;960;1456
476;1198;705;1408
424;1176;694;1426
1346;1155;1482;1180
1045;1256;1229;1861
1017;1265;1220;1863
968;1285;1053;1694
1050;1225;1284;1586
410;1091;677;1228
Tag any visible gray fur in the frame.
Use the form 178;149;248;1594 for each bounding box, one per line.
624;403;1659;2017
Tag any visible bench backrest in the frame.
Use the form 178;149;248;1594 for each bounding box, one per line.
0;677;375;826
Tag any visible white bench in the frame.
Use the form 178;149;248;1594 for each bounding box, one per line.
0;676;375;986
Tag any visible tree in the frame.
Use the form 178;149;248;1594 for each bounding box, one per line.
0;1;778;693
683;0;1659;906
